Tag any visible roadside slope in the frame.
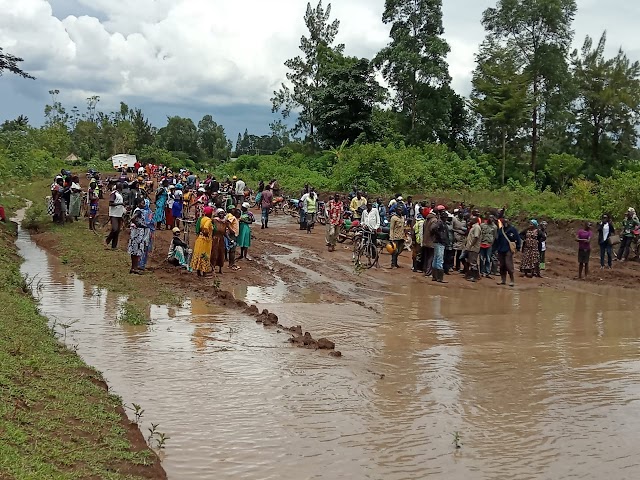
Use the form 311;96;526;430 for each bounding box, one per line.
0;216;166;479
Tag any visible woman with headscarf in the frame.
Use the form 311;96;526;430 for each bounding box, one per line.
138;198;156;271
69;175;82;220
154;179;169;229
520;219;542;278
237;202;254;260
194;187;208;220
210;208;228;274
165;185;175;230
127;198;148;274
191;206;214;276
51;176;65;224
171;183;184;229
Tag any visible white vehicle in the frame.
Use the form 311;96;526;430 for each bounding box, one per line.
111;154;137;170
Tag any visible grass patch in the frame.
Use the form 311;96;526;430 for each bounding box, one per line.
0;221;162;479
117;302;150;326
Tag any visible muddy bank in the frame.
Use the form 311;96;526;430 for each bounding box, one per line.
2;213;166;480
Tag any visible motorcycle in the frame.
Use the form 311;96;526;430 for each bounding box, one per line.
283;198;300;217
337;212;361;244
316;201;327;225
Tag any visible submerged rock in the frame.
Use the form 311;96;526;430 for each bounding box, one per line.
317;338;335;350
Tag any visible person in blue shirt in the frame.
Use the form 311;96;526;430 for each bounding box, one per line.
493;218;522;287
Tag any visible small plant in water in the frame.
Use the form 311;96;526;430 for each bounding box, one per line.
58;320;78;343
126;403;145;424
147;423;160;443
452;431;462;449
117;302;149;326
155;432;170;449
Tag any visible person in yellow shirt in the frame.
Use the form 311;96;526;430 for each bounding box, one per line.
350;192;367;220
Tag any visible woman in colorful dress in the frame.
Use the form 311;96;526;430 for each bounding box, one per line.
154;179;169;229
237;202;254;260
520;219;541;278
138;198;156;271
194;187;209;220
127;198;148;274
210;208;228;274
51;176;65;224
191;206;214;276
165;185;175;230
69;175;82;221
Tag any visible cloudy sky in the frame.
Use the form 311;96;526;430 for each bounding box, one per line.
1;0;638;138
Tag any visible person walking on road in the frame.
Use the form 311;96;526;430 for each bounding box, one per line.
260;184;273;229
389;207;405;268
326;194;344;252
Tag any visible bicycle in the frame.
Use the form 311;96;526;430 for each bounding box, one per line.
353;227;379;269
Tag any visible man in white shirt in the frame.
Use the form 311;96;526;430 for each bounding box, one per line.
105;183;125;249
234;177;246;206
361;202;381;231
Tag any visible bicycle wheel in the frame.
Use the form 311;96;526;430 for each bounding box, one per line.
368;243;380;268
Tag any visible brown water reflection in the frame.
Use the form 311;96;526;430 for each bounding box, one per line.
15;217;640;480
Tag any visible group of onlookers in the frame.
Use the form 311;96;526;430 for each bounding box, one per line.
575;207;640;279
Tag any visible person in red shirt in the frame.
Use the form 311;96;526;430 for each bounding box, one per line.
326;193;344;252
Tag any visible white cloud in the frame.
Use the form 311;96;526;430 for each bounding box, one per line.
1;0;640;115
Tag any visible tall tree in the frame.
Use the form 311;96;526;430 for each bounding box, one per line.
471;38;530;183
571;32;640;174
481;0;577;174
44;90;69;128
130;108;155;150
374;0;451;143
1;115;30;132
271;1;344;146
0;47;34;79
269;120;291;147
157;116;200;159
313;50;383;146
197;115;231;161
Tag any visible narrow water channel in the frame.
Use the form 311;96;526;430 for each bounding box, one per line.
14;211;640;479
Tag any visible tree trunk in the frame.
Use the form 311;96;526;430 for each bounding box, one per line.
592;118;600;166
531;78;538;175
502;129;507;185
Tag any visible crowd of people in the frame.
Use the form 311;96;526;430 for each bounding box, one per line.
48;167;640;283
51;167;257;276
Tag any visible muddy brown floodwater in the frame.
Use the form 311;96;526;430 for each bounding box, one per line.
15;211;640;480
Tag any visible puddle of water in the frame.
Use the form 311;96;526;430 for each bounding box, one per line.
13;209;640;480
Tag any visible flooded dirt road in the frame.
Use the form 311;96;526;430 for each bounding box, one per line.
15;216;640;479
